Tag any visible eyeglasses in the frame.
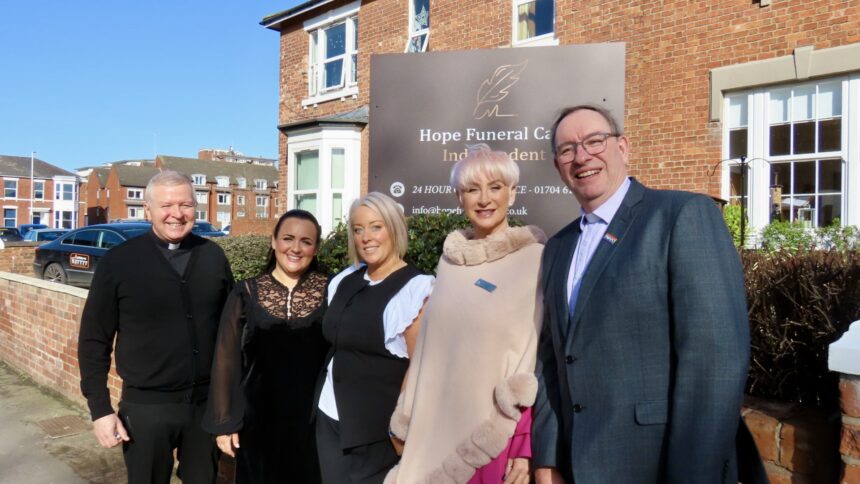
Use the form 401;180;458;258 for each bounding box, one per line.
555;132;619;164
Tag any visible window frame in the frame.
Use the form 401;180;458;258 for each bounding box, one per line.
192;174;206;186
405;0;430;53
33;180;45;200
254;179;268;190
236;177;247;189
216;176;230;188
217;193;231;205
4;178;18;199
303;1;360;106
127;188;144;200
3;207;16;227
511;0;558;47
722;75;858;234
127;206;145;219
286;126;361;235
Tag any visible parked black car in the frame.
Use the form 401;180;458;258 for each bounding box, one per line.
192;221;227;237
0;227;24;242
33;223;151;287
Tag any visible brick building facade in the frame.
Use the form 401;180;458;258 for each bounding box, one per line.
263;0;860;238
79;156;280;229
0;155;81;230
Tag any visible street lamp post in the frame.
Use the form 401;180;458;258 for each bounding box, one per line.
708;155;750;247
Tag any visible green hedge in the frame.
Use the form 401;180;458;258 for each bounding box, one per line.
722;204;747;247
213;234;270;281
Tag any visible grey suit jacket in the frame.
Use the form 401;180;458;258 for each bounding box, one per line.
532;178;750;483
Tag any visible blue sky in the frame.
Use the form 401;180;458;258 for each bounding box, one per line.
0;1;305;172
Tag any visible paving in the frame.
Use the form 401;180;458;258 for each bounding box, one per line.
0;361;127;483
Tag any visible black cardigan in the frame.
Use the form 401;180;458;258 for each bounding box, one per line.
78;231;234;420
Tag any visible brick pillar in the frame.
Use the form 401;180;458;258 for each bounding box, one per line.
829;320;860;483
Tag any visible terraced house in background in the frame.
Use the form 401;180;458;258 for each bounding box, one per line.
78;152;280;229
0;154;81;229
262;0;859;239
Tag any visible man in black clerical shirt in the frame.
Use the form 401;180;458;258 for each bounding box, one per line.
78;170;233;483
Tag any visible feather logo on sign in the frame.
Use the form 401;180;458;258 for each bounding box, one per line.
473;60;528;119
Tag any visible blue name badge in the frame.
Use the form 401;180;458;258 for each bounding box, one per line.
474;278;497;293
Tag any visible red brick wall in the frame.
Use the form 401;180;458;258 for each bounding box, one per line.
839;376;860;482
743;396;841;483
275;0;860;199
0;273;121;412
0;243;39;275
231;217;276;237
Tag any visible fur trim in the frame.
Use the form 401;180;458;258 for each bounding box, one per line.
389;393;410;440
494;373;538;419
443;225;546;266
384;466;399;484
427;468;455;484
456;439;492;467
472;416;516;459
413;408;522;483
442;454;474;484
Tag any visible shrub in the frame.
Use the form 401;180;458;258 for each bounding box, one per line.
760;220;860;253
742;249;860;406
760;221;815;253
317;213;475;275
722;204;748;247
317;223;350;275
214;234;270;281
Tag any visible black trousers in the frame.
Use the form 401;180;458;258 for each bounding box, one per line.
315;412;398;484
118;400;218;484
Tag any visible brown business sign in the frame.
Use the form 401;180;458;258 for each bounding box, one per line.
369;43;625;236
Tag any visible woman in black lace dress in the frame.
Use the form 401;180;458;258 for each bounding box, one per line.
203;210;329;483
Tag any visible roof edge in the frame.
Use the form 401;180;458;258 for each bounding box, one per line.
261;0;334;30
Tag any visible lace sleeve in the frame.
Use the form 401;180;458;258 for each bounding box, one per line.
202;283;248;435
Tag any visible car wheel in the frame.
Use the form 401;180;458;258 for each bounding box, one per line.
43;263;68;284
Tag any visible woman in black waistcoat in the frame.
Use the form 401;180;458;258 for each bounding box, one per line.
315;192;434;484
203;210;329;483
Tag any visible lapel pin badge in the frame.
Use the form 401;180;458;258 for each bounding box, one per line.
603;232;618;245
475;278;497;293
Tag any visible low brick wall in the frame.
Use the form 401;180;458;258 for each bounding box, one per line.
839;376;860;481
742;396;841;483
231;217;275;236
1;269;855;481
0;272;121;414
0;242;38;276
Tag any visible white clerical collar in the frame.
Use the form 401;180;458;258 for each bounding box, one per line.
168;243;180;250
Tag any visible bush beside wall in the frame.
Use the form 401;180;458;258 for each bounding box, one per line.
742;250;860;406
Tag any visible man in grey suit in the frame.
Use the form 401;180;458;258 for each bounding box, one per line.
533;105;752;483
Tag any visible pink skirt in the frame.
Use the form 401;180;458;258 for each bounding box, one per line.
468;406;533;483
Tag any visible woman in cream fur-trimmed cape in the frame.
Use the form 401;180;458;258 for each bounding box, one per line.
386;144;545;484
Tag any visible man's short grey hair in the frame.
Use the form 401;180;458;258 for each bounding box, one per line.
145;169;195;204
550;104;623;156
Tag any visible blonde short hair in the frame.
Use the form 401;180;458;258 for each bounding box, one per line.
347;192;409;266
449;143;520;191
145;169;195;204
